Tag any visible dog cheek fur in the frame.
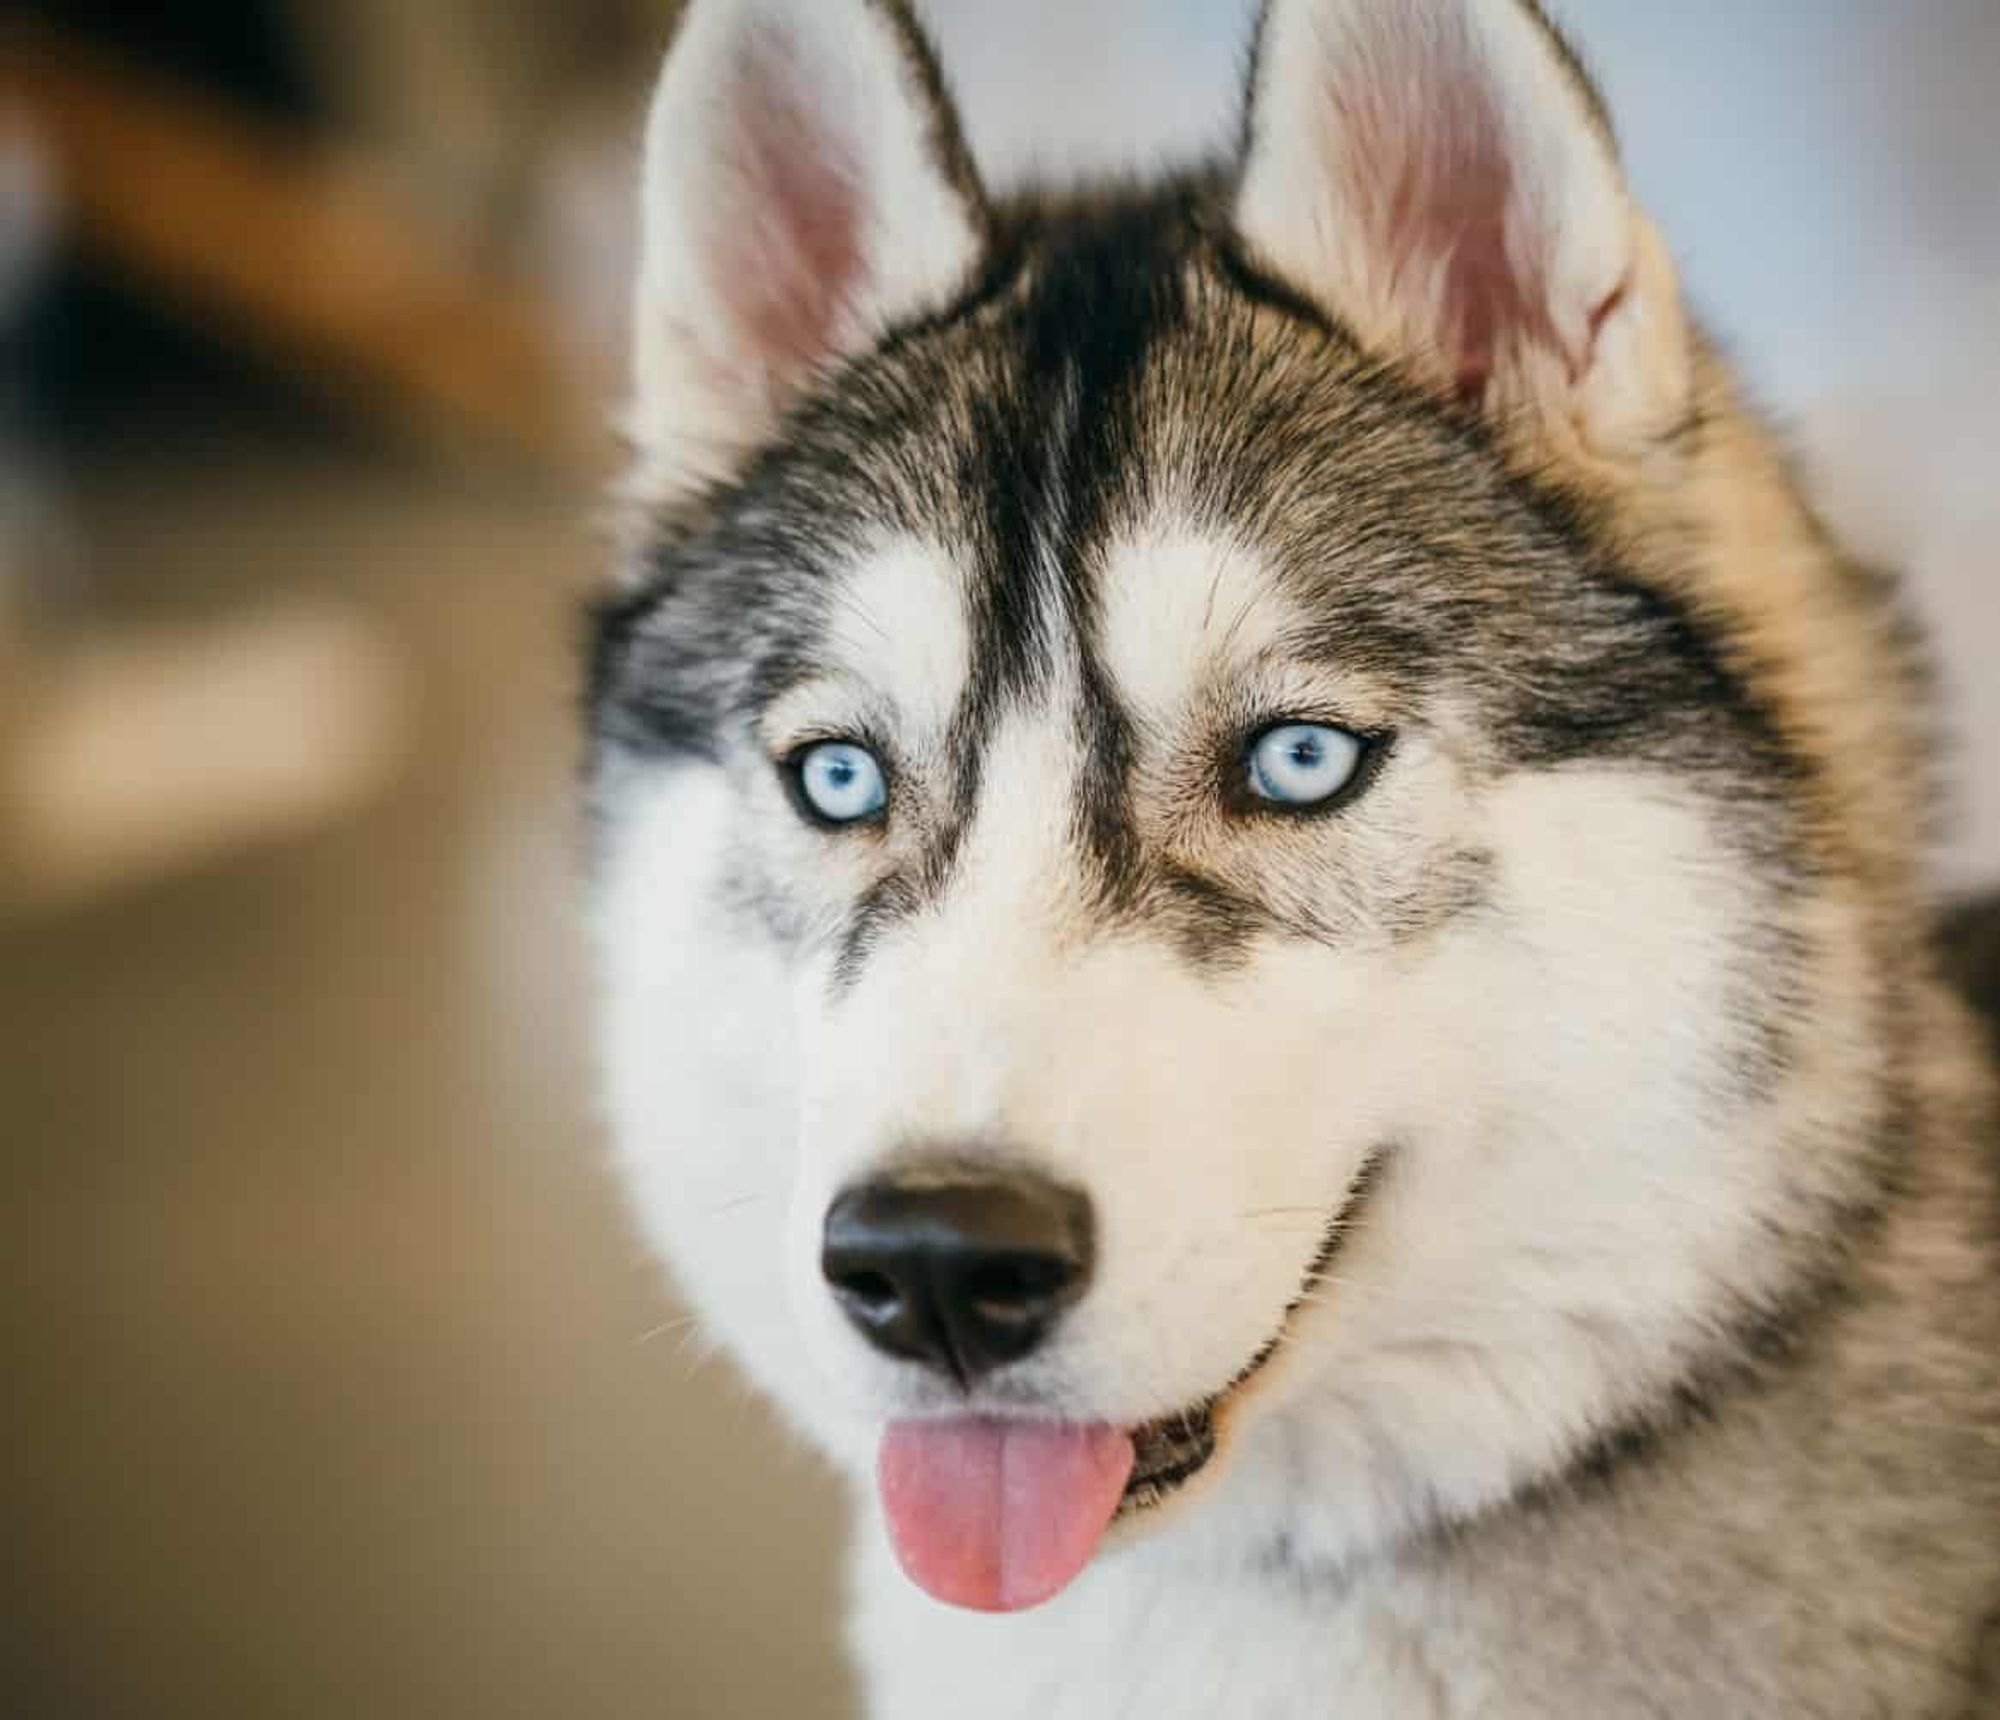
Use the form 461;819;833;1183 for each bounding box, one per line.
1206;766;1883;1560
594;764;876;1466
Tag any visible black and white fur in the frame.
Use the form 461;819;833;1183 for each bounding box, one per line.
587;1;2000;1711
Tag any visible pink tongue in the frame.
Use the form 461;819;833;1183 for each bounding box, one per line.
879;1419;1135;1613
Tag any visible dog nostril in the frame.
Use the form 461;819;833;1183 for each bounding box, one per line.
834;1268;901;1312
966;1258;1072;1323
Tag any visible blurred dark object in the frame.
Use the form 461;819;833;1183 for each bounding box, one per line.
2;16;604;478
1944;895;2000;1055
15;0;320;124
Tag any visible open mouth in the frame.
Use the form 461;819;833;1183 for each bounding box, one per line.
878;1153;1386;1612
1120;1407;1220;1514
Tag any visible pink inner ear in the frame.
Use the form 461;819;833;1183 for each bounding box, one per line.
1325;17;1562;400
716;28;870;385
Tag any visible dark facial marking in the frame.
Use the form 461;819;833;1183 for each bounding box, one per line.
592;177;1811;998
1152;865;1286;972
828;196;1215;958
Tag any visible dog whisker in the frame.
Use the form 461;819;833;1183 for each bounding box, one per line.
635;1311;705;1346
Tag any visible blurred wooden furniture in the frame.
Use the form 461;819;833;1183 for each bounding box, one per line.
1;16;608;479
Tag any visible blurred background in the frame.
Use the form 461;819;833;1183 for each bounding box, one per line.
1;3;1994;1715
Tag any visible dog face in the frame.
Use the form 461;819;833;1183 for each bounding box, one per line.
590;0;1897;1609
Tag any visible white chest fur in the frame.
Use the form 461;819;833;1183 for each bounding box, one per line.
848;1521;1464;1720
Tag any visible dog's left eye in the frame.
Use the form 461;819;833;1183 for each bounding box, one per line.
791;740;889;827
1245;723;1368;809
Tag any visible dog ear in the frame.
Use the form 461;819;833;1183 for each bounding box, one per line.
1235;0;1691;461
630;0;987;496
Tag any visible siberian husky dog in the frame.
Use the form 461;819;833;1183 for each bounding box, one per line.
586;0;2000;1712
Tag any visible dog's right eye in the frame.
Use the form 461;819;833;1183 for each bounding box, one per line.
788;740;889;829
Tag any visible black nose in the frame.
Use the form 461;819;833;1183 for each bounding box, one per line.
821;1164;1093;1386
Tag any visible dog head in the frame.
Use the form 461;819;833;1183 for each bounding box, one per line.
591;0;1918;1612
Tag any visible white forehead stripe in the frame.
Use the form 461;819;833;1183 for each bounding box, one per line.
1097;525;1294;724
822;536;972;736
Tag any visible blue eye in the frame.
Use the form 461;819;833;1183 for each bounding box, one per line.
1246;723;1367;809
793;740;889;826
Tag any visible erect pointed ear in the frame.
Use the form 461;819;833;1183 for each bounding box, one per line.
630;0;987;496
1235;0;1691;462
